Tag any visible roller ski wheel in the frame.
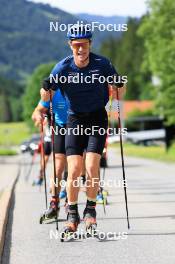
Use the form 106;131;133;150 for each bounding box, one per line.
60;224;79;242
86;223;98;237
39;207;59;224
60;208;80;242
40;199;60;224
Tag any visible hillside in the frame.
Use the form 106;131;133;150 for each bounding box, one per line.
0;0;127;82
77;13;127;26
0;0;78;81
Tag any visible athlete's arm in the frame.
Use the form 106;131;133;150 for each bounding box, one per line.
32;103;48;127
40;88;55;102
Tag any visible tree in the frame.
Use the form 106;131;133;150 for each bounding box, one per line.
0;93;12;122
138;0;175;125
23;62;55;127
100;18;153;100
0;75;24;122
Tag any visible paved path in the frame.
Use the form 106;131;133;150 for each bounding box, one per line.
0;156;20;196
2;149;175;264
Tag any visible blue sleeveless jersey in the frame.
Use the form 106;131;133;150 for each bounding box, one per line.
40;90;68;126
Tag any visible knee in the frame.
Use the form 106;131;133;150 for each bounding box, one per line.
55;166;64;177
86;164;99;177
55;155;66;177
68;163;82;180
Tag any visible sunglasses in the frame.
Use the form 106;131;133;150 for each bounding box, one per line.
71;41;89;49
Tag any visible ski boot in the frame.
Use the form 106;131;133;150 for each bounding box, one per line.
60;205;80;242
32;177;43;186
59;189;67;199
83;202;97;236
32;169;44;186
40;197;60;224
96;191;107;205
96;192;104;204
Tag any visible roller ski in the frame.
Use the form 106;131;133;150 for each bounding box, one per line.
40;197;59;224
60;206;80;242
83;203;98;237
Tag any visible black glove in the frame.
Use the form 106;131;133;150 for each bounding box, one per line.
116;82;124;88
115;76;126;88
42;77;58;91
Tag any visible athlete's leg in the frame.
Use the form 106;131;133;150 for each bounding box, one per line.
85;152;101;200
83;109;108;229
43;126;66;219
63;115;85;232
50;153;66;196
66;155;83;203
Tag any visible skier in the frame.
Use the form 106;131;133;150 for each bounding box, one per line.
32;115;52;186
41;24;126;235
32;89;68;221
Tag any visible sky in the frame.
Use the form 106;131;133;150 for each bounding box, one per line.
31;0;147;17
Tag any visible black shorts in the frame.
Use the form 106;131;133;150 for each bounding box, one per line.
65;108;108;156
44;141;52;156
53;124;66;154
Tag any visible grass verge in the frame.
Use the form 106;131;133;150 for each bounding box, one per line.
0;149;18;156
110;143;175;162
0;122;32;146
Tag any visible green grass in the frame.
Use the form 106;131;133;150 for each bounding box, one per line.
0;122;32;146
111;143;175;162
0;149;18;156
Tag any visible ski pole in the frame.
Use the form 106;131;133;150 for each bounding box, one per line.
49;90;59;231
116;87;130;229
40;115;48;209
99;87;113;214
98;168;106;214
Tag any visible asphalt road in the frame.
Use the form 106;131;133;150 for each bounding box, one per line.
0;156;20;195
2;148;175;264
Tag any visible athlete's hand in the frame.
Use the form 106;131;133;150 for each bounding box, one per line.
109;85;126;100
32;109;43;127
43;77;58;91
